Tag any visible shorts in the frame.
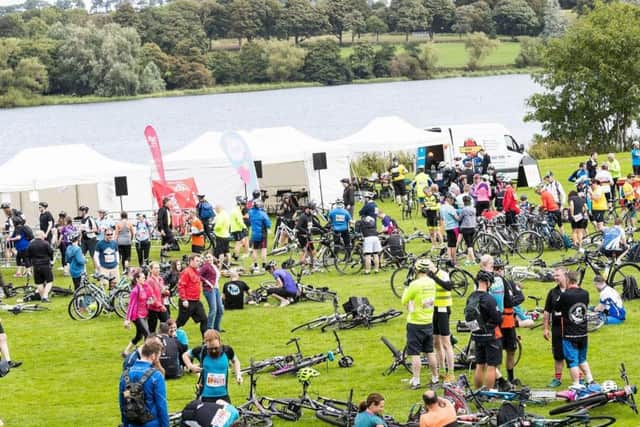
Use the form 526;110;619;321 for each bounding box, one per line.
445;229;458;248
16;250;30;267
81;238;97;256
231;230;247;241
161;232;175;246
251;238;267;250
392;180;406;197
460;228;475;247
552;327;564;361
33;265;53;284
267;287;297;299
100;266;120;282
432;307;451;336
406;323;434;356
426;211;439;228
549;210;563;227
363;236;382;254
474;339;502;366
297;235;314;251
501;327;517;351
192;245;204;254
563;339;587;369
214;237;229;256
570;219;588;230
592;210;605;223
118;244;131;262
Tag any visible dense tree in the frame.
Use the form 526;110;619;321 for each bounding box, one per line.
25;17;48;38
238;41;268;83
372;44;395;77
206;50;240;84
166;56;213;88
322;0;351;45
493;0;540;36
200;0;230;45
526;3;640;152
345;9;366;42
262;40;305;81
365;15;388;42
112;2;139;28
392;0;430;41
302;39;351;84
541;0;567;38
139;61;165;93
137;2;208;55
514;36;542;67
464;31;499;69
281;0;327;45
424;0;455;37
349;41;375;78
227;0;261;44
452;1;494;35
0;14;26;38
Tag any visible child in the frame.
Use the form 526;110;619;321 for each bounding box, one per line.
519;195;531;214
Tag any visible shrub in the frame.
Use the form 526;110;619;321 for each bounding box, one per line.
239;41;268;83
262;40;305;82
206;51;240;85
527;135;585;159
302;40;351;85
389;52;426;80
372;44;396;78
514;36;543;68
464;31;499;70
349;42;375;79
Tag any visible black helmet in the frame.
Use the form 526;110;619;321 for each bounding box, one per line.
476;270;494;284
38;201;48;208
70;231;81;242
306;201;317;210
266;260;277;271
252;189;261;199
235;196;247;205
0;202;9;209
78;205;89;212
58;211;67;217
493;258;507;269
340;178;350;184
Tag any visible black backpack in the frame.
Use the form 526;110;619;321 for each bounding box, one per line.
123;368;156;425
504;278;525;307
625;243;640;262
22;225;34;241
622;276;640;301
497;401;524;425
464;293;488;334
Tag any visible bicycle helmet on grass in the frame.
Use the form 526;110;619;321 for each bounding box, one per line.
297;367;319;383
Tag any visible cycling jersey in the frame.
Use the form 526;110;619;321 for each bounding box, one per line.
328;207;351;232
229;206;246;233
423;194;439;211
213;210;230;238
599;286;626;320
390;164;408;181
623;182;635;202
591;186;607;211
401;276;436;325
602;225;624;252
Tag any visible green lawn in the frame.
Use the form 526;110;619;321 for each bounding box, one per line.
1;153;639;426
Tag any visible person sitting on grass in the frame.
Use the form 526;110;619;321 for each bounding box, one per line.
418;390;457;427
377;211;397;235
0;315;22;371
354;393;386;427
592;275;626;325
264;261;298;307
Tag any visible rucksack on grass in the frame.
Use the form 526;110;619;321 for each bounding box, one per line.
622;276;640;301
123;368;156;425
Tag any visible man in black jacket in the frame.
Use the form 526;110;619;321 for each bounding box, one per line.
157;197;175;258
158;322;187;379
27;230;54;302
479;149;492;175
341;178;355;217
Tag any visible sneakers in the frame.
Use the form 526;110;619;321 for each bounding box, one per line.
409;378;421;390
8;360;22;369
511;378;522;387
496;377;513;392
548;378;563;388
279;300;290;307
443;373;456;384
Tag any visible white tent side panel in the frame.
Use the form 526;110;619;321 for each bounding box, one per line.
163;166;245;211
96;172;154;214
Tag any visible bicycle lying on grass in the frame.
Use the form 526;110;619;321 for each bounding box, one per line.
240;337;304;375
0;302;49;314
270;331;353;376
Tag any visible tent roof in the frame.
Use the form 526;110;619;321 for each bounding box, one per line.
0;144;149;192
331;116;447;152
163;127;347;169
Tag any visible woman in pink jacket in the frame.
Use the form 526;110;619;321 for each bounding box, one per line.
122;270;150;358
146;262;169;333
474;175;492;216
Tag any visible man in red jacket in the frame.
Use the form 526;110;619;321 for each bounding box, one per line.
503;179;521;227
176;254;208;337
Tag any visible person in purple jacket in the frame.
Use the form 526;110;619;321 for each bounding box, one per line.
265;261;299;307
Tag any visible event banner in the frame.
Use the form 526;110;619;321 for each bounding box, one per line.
219;131;259;194
151;178;198;209
145;125;167;184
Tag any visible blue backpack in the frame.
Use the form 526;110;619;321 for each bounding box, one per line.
199;202;214;220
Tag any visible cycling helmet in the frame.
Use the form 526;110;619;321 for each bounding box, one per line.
493;258;507;269
0;202;9;209
340;178;350;184
253;200;264;210
69;231;81;242
334;199;344;208
306;200;317;210
414;258;434;273
78;205;89;212
265;260;277;271
235;196;247;205
38;201;48;208
297;367;320;383
476;270;494;284
252;189;261;199
438;161;446;169
58;211;67;217
338;355;354;368
601;380;617;393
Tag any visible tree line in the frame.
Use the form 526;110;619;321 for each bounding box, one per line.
0;0;572;105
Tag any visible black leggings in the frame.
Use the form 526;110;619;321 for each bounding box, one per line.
119;244;132;266
176;300;208;337
147;309;169;334
136;241;150;266
131;318;150;345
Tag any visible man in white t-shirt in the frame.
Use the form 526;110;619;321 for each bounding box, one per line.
595;164;614;202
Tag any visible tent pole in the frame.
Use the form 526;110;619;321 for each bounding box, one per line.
317;170;324;210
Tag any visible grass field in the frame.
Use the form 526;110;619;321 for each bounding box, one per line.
1;153;639;426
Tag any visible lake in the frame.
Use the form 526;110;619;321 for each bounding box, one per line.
0;74;542;164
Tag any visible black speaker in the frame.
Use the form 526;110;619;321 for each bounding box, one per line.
254;160;263;179
313;152;327;171
114;176;128;196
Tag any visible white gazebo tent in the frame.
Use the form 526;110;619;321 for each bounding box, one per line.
0;144;153;222
162;127;351;209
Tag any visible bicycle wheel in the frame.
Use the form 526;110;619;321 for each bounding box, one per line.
321;247;338;270
587;312;605;332
266;398;302;420
548;393;609;415
564;415;616;427
449;268;470;297
390;266;412;299
291;316;331;332
337;250;363;275
301;287;330;303
368;309;403;325
315;408;353;427
19;304;49;312
473;233;502;258
547;229;566;251
113;289;130;319
582;231;603;252
238;411;273;427
610;262;640;291
515;231;544;260
68;290;102;320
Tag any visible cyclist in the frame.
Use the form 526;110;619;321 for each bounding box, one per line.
503;179;520;227
422;185;441;246
419;390;457;427
37;202;54;243
275;193;297;247
590;179;607;231
401;258;439;389
295;201;322;268
230;196;249;262
196;194;216;247
264;261;298;307
189;209;205;254
78;205;98;267
440;194;459;266
177;254;208;338
413;167;432;204
592;275;626;325
26;230;54;302
355;393;386;427
595;164;614;203
360;213;381;275
328;199;352;256
0;318;22;371
377;210;397;235
179;398;239;426
96;208;114;241
427;261;456;383
389;157;408;206
600;218;626;258
94;228;119;284
157;197;176;258
65;231;86;290
458;195;476;266
248;200;271;272
536;184;562;231
341;178;355;217
213;205;231;266
123;270;151;358
466;268;502;389
568;190;588;250
543;267;568;388
558;270;595;389
182;329;243;403
621;174;636;228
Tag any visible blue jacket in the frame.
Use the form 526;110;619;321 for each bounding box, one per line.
119;360;169;427
65;244;86;278
249;207;271;242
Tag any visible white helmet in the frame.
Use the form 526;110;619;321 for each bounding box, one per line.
601;380;617;393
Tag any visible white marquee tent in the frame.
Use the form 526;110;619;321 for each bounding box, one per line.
0;144;153;222
331;116;449;154
162;127;351;209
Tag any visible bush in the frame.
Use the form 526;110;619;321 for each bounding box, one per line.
527;135;585;159
464;32;499;70
514;36;543;68
349;42;375;79
372;44;396;78
206;51;240;85
302;40;351;85
389;52;426;80
262;40;305;82
239;42;268;83
139;61;166;94
417;43;438;78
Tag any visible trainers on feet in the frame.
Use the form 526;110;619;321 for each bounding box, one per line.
279;300;290;307
8;360;22;368
409;378;421;390
444;374;456;384
548;378;562;388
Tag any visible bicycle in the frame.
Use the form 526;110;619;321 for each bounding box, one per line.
270;331;353;376
390;253;472;299
473;216;544;261
0;302;49;314
271;219;297;255
240;337;305;375
67;273;130;320
549;362;638;415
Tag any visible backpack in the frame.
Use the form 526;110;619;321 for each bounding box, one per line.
199;202;214;220
464;293;488;334
22;225;34;241
122;368;156;425
497;401;524;425
622;276;640;301
625;243;640;262
385;233;406;258
504;279;525;307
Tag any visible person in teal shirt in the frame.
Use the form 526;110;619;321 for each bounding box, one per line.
354;393;387;427
632;141;640;176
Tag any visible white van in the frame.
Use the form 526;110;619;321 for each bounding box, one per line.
424;123;526;179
